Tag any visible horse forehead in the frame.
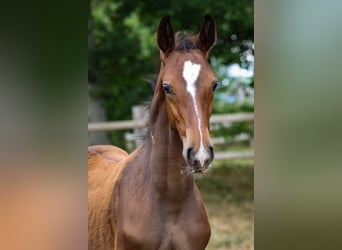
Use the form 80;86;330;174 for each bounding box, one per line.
181;55;206;71
182;60;202;86
164;53;211;83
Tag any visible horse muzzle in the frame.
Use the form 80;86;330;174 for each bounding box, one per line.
186;146;214;172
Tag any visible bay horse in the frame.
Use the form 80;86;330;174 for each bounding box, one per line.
88;15;218;250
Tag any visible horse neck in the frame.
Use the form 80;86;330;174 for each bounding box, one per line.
145;95;194;201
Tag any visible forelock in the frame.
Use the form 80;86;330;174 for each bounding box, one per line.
174;31;197;51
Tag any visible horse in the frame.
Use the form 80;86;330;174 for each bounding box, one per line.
88;14;218;250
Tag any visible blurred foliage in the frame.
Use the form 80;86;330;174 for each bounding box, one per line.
88;0;254;148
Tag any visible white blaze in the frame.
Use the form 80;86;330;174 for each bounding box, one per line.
182;60;208;166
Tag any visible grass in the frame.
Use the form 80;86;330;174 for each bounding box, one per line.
196;163;254;250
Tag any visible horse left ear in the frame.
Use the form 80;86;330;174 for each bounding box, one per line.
157;16;175;57
197;14;217;54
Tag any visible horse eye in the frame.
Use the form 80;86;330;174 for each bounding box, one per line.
212;82;220;91
162;83;173;95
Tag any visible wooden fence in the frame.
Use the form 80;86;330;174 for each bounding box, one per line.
88;106;254;161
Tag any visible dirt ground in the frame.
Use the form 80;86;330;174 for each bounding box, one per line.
196;161;254;250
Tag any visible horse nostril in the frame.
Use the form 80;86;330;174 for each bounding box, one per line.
208;146;214;161
187;147;194;163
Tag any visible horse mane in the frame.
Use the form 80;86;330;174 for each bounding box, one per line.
174;31;198;51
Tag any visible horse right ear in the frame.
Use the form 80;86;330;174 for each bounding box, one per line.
197;14;216;55
157;16;175;57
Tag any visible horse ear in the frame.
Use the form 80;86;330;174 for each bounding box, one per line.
157;16;175;56
197;14;216;54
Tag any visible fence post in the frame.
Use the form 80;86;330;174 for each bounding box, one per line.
132;105;148;147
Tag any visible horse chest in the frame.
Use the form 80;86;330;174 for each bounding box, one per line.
121;203;210;250
160;217;210;250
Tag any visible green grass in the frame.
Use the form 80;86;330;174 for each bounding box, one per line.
196;164;254;250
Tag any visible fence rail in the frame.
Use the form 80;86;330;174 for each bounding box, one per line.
88;108;254;161
215;151;254;160
88;113;254;131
